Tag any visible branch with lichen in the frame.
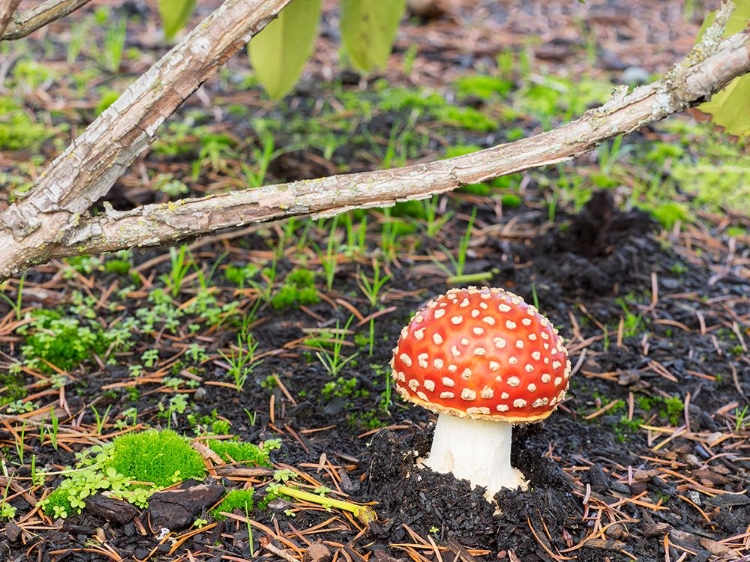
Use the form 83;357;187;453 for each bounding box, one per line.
1;0;92;41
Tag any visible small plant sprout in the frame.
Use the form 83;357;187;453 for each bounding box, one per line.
244;408;258;426
46;407;59;450
160;245;193;298
422;195;454;238
91;404;111;435
218;332;263;392
358;259;393;355
358;259;392;308
244;121;284;188
245;503;255;557
380;207;398;263
734;405;749;432
617;298;644;337
141;349;159;368
159;394;189;429
391;287;572;501
15;422;27;464
430;208;491;285
31;455;47;487
99;12;127;72
342;212;367;257
0;272;25;321
1;478;16;521
313;316;360;377
317;215;341;291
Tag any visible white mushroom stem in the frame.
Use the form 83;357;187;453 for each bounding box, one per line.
421;413;527;501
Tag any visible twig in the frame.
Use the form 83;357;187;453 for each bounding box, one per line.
0;0;21;38
264;542;299;562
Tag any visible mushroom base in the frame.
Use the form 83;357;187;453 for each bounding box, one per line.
421;413;527;501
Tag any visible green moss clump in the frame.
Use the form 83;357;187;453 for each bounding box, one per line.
455;74;512;101
0;97;54;151
211;489;255;520
0;371;26;407
391;200;427;219
648;202;691;230
18;310;113;372
435;106;497;132
501;193;523;209
207;440;273;467
271;269;320;310
377;87;446;112
285;268;315;288
109;429;205;487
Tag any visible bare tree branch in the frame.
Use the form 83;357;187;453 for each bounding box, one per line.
37;27;750;255
2;0;91;41
0;0;747;281
0;0;22;39
0;0;292;278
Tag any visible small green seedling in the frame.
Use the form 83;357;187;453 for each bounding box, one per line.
1;479;16;521
735;405;749;432
160;245;193;298
313;316;359;377
218;332;263;392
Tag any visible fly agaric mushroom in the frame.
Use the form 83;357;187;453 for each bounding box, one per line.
391;286;571;500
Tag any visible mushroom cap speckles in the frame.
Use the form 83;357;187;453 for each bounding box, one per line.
391;286;572;423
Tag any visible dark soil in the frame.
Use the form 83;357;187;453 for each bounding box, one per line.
2;1;749;561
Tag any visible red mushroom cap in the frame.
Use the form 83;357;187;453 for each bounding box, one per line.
391;287;572;422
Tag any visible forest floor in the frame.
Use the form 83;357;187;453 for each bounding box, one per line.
0;0;749;561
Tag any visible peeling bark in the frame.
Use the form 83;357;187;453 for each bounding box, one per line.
0;1;747;281
0;0;22;39
1;0;91;40
0;0;292;279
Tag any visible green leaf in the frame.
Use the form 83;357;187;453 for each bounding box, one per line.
158;0;196;40
694;1;750;138
248;0;323;100
340;0;406;72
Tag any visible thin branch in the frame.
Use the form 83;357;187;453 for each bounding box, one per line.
0;0;22;39
0;0;292;277
15;24;750;266
2;0;91;41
